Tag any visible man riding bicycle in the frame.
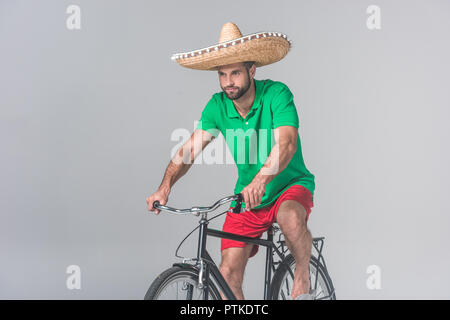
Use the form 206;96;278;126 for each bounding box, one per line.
146;22;316;300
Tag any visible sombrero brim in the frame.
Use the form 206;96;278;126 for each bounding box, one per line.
171;32;292;71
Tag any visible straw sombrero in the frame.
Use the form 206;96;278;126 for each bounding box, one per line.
170;22;292;71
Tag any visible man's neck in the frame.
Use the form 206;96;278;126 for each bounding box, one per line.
233;78;256;117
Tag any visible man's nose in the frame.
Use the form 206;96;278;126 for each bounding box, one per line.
223;75;234;87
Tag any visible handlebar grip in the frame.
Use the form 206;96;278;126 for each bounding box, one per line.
231;193;243;213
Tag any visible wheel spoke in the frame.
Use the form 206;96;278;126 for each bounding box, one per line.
147;268;221;300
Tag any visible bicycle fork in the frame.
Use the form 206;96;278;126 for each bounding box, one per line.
194;213;237;300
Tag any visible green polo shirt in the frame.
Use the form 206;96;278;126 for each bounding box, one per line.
196;78;315;210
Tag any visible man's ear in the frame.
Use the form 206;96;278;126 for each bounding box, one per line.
250;64;256;78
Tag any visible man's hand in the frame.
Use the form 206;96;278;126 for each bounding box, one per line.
241;179;266;210
146;187;170;215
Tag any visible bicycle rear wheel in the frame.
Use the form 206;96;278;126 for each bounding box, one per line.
144;265;222;300
270;254;336;300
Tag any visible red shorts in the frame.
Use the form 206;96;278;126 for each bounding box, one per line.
221;184;314;258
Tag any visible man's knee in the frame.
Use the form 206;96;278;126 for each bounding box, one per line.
219;246;252;284
277;201;308;234
219;264;244;286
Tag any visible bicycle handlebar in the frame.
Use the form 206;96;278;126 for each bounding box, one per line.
152;193;243;215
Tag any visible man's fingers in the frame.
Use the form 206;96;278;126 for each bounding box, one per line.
244;190;259;209
249;192;255;209
148;200;155;211
253;195;259;207
248;192;256;209
240;186;266;210
147;197;158;212
256;191;262;206
243;192;250;210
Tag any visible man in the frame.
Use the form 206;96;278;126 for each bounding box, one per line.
146;22;316;300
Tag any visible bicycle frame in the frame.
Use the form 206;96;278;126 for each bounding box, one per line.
185;212;291;300
153;194;332;300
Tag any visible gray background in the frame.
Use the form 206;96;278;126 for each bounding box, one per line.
1;0;449;299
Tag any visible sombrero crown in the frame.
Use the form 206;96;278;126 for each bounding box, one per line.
171;22;292;71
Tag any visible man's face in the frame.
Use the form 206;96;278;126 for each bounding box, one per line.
218;62;252;100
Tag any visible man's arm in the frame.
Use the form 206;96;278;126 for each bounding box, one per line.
159;129;215;191
147;129;215;213
240;125;297;209
254;125;297;184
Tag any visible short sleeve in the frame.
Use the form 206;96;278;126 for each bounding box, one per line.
271;84;299;129
196;95;220;137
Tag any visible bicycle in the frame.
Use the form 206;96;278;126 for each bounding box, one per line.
145;193;336;300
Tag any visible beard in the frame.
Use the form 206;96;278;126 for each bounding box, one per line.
222;71;252;100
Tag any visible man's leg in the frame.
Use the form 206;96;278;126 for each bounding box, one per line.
276;200;312;298
219;244;254;300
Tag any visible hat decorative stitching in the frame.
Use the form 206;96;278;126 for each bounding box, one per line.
170;22;293;71
170;31;292;61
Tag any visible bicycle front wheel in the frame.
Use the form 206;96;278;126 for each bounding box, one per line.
144;265;222;300
270;254;336;300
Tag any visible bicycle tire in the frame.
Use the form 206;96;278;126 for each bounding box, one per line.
144;265;222;300
269;254;336;300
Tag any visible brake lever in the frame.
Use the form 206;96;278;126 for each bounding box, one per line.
231;193;243;213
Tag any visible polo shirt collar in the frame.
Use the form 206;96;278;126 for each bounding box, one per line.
225;78;263;119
